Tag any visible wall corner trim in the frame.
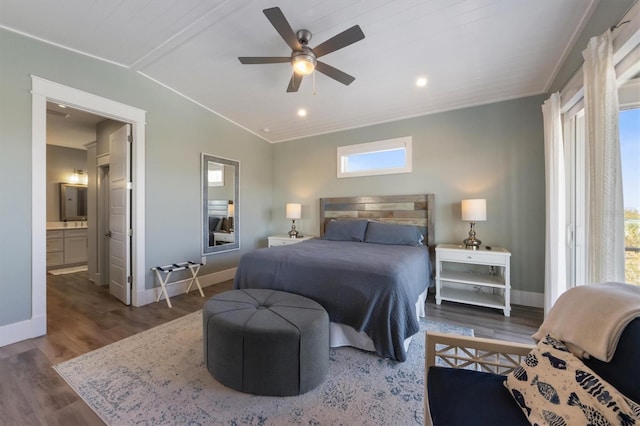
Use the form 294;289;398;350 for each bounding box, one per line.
0;314;46;348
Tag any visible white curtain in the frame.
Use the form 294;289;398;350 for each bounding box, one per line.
542;92;567;315
582;30;625;284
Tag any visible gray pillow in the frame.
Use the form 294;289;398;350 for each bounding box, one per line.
209;216;221;232
323;220;369;242
364;221;424;246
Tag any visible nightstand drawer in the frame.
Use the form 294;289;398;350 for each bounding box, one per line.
270;239;291;246
440;250;507;266
267;235;314;247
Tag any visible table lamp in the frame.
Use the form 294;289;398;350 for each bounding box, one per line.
461;199;486;249
286;203;302;238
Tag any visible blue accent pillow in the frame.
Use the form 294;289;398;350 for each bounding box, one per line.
364;221;424;246
323;220;368;242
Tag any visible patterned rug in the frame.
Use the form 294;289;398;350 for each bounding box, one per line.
54;311;473;425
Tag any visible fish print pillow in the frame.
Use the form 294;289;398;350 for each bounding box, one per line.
504;335;640;426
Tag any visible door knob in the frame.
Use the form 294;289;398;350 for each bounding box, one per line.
105;231;112;237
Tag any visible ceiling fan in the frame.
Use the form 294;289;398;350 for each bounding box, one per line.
238;7;365;93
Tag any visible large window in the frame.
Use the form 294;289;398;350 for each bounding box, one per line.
337;137;412;178
565;80;640;286
620;107;640;284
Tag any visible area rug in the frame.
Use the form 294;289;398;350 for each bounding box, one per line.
54;311;473;425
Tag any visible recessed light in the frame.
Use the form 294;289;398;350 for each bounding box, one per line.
58;104;67;108
297;108;307;117
416;77;428;87
262;127;270;133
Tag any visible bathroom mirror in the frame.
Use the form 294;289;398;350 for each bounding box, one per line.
202;153;239;255
60;183;88;221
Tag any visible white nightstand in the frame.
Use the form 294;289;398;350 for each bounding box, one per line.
213;232;234;245
268;235;314;247
435;244;511;316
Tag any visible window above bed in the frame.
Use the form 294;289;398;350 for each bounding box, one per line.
337;137;412;178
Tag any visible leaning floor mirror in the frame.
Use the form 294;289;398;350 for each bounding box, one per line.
202;153;239;255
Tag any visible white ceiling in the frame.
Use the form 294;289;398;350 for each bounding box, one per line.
1;0;598;143
46;103;105;149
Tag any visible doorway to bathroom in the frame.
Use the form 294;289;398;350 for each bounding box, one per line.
31;76;147;339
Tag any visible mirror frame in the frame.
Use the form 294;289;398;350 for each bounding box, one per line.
60;182;88;221
202;153;240;255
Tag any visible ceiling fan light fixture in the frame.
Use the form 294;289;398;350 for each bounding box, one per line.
292;53;316;75
238;7;364;92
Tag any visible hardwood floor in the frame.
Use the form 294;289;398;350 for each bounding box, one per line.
0;272;543;425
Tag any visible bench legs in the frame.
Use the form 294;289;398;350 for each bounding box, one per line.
154;269;173;308
186;264;204;297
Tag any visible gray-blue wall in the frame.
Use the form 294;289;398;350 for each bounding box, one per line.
272;96;547;297
0;28;272;326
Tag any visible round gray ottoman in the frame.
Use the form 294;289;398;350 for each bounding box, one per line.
203;289;329;396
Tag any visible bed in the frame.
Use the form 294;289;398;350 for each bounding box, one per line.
233;194;435;362
207;199;231;245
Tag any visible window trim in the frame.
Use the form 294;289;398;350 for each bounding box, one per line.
337;136;412;178
564;109;586;287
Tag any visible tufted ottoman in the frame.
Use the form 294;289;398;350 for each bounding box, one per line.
203;289;329;396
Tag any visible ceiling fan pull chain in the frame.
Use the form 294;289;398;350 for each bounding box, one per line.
312;71;317;95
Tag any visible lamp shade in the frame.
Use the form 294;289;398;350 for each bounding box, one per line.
461;199;486;222
286;203;302;219
227;202;234;217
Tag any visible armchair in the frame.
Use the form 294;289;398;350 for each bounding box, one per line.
424;284;640;426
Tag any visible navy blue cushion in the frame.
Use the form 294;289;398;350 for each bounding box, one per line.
323;220;368;242
427;367;528;426
582;317;640;403
364;221;424;246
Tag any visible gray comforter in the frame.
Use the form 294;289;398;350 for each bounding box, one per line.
233;238;431;361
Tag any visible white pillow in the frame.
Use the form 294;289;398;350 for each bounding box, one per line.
504;335;640;425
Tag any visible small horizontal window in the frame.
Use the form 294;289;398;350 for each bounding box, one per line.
208;163;224;187
337;137;412;178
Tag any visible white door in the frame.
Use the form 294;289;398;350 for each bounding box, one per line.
98;165;110;286
109;124;132;305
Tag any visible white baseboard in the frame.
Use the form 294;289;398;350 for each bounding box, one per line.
511;289;544;308
139;267;237;307
0;313;46;348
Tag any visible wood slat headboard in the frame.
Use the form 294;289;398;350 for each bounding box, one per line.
319;194;435;246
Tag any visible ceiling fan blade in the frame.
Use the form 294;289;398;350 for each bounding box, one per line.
238;57;291;64
263;7;302;51
287;73;303;92
313;25;365;58
315;61;356;86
